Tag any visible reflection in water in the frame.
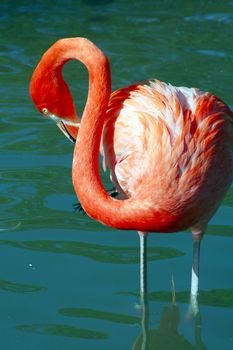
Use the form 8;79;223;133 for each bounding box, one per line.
0;239;184;264
56;295;206;349
133;298;206;350
55;238;207;350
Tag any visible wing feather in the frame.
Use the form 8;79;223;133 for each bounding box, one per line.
102;80;233;212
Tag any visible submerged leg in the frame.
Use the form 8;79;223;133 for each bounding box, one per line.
190;239;201;314
190;227;204;314
138;231;149;350
138;231;148;300
191;239;201;297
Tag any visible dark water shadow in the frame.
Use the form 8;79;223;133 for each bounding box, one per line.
0;279;46;293
82;0;113;5
223;188;233;207
59;307;140;325
0;239;185;264
120;288;233;308
206;224;233;237
148;289;233;308
16;323;107;340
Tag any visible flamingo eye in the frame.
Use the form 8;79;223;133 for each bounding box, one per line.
42;107;49;115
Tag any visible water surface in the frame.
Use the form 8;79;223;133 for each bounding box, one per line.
0;0;233;349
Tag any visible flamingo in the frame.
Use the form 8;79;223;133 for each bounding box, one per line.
30;37;233;312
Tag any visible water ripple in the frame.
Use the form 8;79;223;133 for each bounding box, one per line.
195;49;227;58
0;239;185;264
0;63;21;75
185;13;233;24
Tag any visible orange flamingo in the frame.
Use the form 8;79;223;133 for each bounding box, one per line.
30;37;233;311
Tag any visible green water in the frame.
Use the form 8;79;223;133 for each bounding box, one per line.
1;0;233;349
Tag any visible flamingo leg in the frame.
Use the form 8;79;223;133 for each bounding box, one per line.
190;238;202;314
138;231;149;349
138;231;148;300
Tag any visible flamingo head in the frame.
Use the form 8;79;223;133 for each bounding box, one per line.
29;57;79;143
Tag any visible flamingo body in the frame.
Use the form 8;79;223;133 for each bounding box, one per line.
29;38;233;233
102;80;233;233
30;38;233;305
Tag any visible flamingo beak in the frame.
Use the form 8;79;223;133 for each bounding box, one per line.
56;121;76;143
42;108;79;144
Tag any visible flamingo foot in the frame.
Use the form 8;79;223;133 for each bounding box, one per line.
73;188;118;214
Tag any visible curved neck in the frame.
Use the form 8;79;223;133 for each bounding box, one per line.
71;38;180;232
